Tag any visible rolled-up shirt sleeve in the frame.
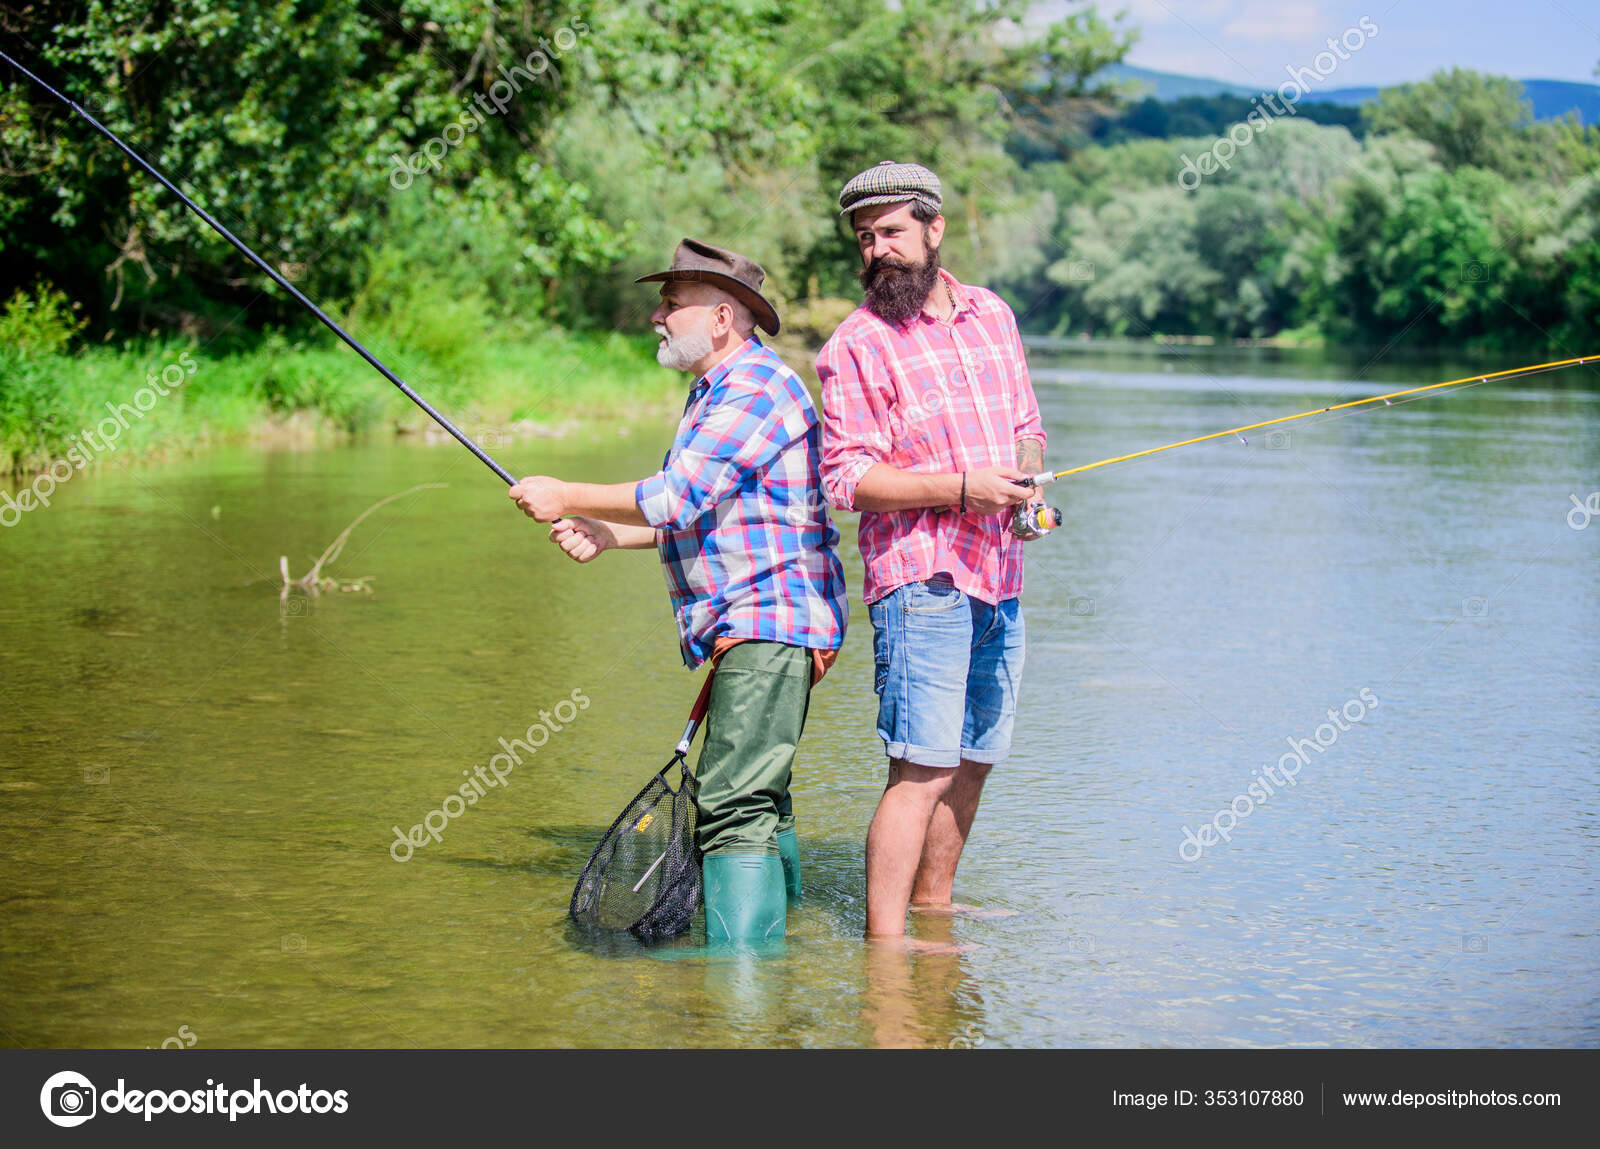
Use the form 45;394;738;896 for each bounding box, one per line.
634;380;796;531
818;341;896;512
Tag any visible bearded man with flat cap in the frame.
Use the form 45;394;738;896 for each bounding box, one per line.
816;162;1049;945
511;239;847;945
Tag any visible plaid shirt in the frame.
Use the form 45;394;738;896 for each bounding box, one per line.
817;270;1046;606
635;336;849;668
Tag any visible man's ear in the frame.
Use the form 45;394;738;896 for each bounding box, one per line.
711;300;734;339
926;213;946;250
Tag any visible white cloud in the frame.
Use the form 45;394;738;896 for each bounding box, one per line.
1113;0;1237;25
1025;0;1233;29
1031;0;1600;88
1122;45;1248;82
1220;1;1326;41
1101;1;1332;85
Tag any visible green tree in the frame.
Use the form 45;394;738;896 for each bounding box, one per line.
2;1;620;333
560;1;1132;304
1047;186;1218;335
1364;68;1535;173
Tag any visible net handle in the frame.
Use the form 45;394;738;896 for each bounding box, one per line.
673;667;718;756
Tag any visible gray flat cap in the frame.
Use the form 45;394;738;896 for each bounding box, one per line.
837;160;942;218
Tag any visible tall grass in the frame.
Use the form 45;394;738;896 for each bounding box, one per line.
0;283;682;474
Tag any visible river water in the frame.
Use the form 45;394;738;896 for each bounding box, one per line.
2;344;1596;1048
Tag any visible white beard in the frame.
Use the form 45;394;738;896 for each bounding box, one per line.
655;318;714;371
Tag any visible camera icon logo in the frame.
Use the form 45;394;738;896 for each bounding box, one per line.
39;1070;97;1127
1461;596;1488;618
1265;430;1291;450
1460;260;1489;284
1069;596;1096;617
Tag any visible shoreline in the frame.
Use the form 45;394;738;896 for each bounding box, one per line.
1;327;688;482
8;321;1563;487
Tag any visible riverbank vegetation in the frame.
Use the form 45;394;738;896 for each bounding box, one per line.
0;281;681;472
1;2;1595;473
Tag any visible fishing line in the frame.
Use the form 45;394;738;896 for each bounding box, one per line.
0;48;518;487
1023;356;1597;487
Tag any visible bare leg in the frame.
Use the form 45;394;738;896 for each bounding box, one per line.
865;758;956;938
909;757;991;908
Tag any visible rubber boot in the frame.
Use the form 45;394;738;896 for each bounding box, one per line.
703;852;786;945
776;826;802;902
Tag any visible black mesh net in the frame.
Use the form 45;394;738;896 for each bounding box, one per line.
569;755;701;941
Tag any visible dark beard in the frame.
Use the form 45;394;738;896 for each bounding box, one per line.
860;241;942;326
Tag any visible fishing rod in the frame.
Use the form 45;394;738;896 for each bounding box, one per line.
1008;355;1596;538
1023;355;1596;487
0;48;517;486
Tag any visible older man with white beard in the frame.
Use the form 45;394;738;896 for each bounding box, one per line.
510;238;847;945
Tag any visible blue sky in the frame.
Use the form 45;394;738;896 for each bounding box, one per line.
1031;1;1600;87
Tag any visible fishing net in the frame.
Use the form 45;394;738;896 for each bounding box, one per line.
569;757;701;940
569;674;713;941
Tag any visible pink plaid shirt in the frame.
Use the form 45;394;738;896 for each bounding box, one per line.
817;269;1046;606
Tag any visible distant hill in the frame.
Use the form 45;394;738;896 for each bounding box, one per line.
1103;64;1254;101
1310;79;1600;123
1078;91;1366;146
1103;64;1600;125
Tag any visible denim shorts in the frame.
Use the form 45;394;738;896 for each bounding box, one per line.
868;576;1026;769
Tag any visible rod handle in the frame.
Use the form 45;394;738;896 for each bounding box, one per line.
673;666;719;756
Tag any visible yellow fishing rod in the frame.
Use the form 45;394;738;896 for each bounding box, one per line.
1022;354;1597;488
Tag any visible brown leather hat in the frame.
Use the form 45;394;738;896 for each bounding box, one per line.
635;238;780;335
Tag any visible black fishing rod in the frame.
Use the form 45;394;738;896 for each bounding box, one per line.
0;48;517;486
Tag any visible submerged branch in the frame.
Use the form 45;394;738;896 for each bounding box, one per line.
279;483;448;606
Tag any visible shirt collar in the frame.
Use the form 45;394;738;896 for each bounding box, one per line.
688;335;762;401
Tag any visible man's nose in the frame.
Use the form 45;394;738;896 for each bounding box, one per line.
649;304;666;325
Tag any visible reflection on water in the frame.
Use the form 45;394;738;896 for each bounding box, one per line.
1;348;1596;1047
861;927;984;1050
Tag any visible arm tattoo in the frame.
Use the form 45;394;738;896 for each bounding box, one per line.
1016;438;1044;476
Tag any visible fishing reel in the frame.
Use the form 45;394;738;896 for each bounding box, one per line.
1011;472;1062;540
1011;502;1062;540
